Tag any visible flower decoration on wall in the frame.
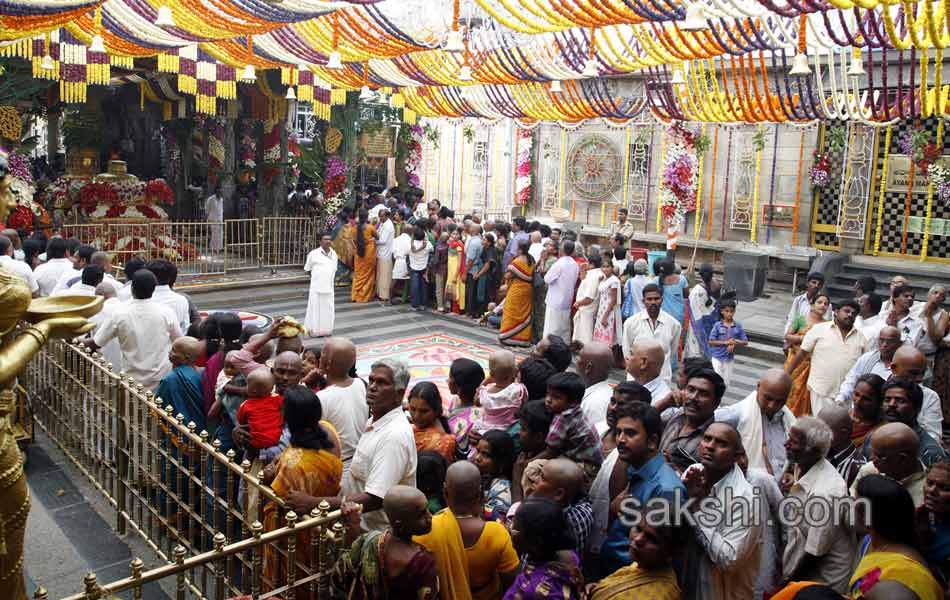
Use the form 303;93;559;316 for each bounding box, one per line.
514;127;533;206
810;152;831;189
404;125;424;189
659;122;700;224
898;127;941;171
929;162;950;208
325;155;348;198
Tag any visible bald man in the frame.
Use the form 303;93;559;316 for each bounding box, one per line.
818;404;866;487
850;422;926;506
317;337;368;472
834;325;902;405
272;351;304;394
715;368;796;478
155;336;206;431
578;342;615;429
625;340;672;416
890;345;943;441
530;458;593;557
415;462;521;599
682;422;763;600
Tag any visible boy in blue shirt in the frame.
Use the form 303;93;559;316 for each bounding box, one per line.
708;299;748;387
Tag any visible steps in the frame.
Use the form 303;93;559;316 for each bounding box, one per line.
827;260;948;308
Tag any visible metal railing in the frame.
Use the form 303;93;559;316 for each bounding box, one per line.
22;340;347;599
60;217;318;278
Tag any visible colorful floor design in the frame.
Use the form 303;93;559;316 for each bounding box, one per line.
355;334;496;409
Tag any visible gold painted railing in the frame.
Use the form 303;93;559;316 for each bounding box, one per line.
61;216;318;277
21;340;347;599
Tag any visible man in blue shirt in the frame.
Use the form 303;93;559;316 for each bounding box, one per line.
503;216;529;270
597;401;686;578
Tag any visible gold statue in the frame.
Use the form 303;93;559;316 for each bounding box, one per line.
0;152;101;599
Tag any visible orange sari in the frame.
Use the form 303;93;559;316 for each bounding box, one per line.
784;315;814;417
499;255;534;346
351;223;377;303
414;425;457;464
263;446;343;594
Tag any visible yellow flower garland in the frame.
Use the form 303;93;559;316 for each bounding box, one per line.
621;125;632;216
750;139;763;243
921;119;945;260
873;126;893;256
694;124;707;238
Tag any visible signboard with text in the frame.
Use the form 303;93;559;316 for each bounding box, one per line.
886;155;932;192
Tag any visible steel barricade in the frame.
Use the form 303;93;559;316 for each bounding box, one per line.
260;217;315;268
150;221;226;277
224;219;261;271
61;223;106;245
23;340;345;599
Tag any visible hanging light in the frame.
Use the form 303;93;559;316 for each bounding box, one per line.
89;34;106;53
327;50;342;70
241;64;256;81
359;85;374;101
445;30;464;53
789;53;811;76
847;48;865;76
286;86;296;100
670;68;686;85
458;64;473;81
155;5;176;27
582;58;599;77
680;3;709;31
550;79;563;93
41;54;55;71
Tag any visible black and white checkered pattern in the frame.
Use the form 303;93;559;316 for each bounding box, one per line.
813;120;848;248
869;117;950;257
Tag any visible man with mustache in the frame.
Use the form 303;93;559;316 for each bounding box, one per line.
889;345;944;442
658;367;725;473
834;325;902;405
861;376;946;468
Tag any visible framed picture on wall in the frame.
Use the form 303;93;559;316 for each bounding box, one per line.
763;204;796;228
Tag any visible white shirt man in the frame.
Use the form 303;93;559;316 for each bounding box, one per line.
833;349;893;405
800;321;867;416
580;380;612;429
341;404;416;532
52;267;122;296
89;296;124;372
0;255;37;294
319;379;368;472
92;297;182;390
34;256;74;296
152;285;190;334
205;190;224;252
60;280;98;297
621;309;681;384
375;214;395;301
303;243;338;337
783;458;854;593
686;463;763;600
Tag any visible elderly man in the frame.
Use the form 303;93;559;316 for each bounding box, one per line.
527;231;543;262
914;283;948;363
785;272;831;336
531;458;594;558
781;416;854;593
851;422;927;506
715;368;796;478
154;336;206;431
862;377;946;467
0;235;37;295
622;284;681;385
85;270;182;391
542;239;580;341
785;298;866;417
659;367;725;472
818;404;866;487
834;325;901;405
889;346;943;442
577;342;614;429
375;207;395;301
287;358;416;533
303;233;338;337
624;340;673;416
682;422;763;600
317;338;368;473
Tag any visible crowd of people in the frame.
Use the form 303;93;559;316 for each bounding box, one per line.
4;200;950;600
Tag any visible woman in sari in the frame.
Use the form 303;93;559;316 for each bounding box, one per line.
331;207;355;286
850;474;943;600
588;516;684;600
499;239;535;347
572;254;604;347
351;208;377;303
409;382;456;464
850;373;885;448
414;461;521;600
783;292;831;417
506;498;584;600
592;253;621;347
262;386;343;594
332;486;439;600
447;358;485;461
446;227;465;314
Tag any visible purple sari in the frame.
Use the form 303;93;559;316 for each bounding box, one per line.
201;351;225;414
503;554;583;600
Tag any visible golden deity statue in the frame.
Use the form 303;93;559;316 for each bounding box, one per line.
0;153;101;599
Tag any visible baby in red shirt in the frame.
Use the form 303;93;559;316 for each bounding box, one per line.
237;368;284;457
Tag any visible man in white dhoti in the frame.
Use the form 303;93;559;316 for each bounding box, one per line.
543;240;580;341
205;185;224;253
304;233;339;338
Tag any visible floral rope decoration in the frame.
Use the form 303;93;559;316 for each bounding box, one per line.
921;119;945;261
404;124;424;188
658;121;701;248
750;125;766;243
514;126;533;206
873;126;893;256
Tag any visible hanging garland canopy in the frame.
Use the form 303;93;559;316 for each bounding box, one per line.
1;0;949;122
